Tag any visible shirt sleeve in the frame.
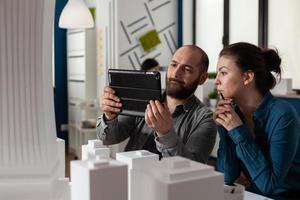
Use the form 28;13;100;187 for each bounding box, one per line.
227;112;300;195
155;111;217;163
96;114;136;145
216;126;242;185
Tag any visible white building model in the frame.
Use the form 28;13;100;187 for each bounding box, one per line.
71;156;128;200
116;150;224;200
0;0;69;199
81;140;110;161
76;142;224;200
116;150;160;200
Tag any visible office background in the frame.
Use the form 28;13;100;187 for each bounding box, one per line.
53;0;300;149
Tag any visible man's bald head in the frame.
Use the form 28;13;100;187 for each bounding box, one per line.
176;45;209;72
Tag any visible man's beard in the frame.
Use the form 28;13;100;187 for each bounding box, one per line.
166;77;199;100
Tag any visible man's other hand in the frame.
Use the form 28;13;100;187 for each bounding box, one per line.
145;100;173;136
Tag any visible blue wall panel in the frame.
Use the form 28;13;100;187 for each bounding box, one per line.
54;0;68;143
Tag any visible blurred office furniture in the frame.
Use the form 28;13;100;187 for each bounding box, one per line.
271;78;293;95
67;28;98;159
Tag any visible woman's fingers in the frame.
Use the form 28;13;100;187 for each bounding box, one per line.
217;98;233;107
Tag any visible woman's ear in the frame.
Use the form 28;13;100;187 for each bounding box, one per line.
243;70;255;85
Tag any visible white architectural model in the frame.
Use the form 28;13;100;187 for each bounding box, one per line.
71;156;128;200
116;150;224;200
72;140;127;200
81;139;109;160
224;184;245;200
0;0;69;199
116;150;160;200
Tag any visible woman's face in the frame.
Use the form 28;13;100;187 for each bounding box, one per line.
215;56;245;99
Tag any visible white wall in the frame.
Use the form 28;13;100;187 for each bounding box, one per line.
95;0;300;95
196;0;224;72
229;0;259;44
182;0;194;44
269;0;300;89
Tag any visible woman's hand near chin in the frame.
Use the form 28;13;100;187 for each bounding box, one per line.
214;98;242;130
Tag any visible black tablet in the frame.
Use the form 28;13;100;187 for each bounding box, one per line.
108;69;162;117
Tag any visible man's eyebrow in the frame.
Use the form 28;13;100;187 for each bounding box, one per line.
172;60;194;68
181;63;194;69
184;64;193;68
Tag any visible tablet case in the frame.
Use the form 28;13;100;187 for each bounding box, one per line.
108;69;162;117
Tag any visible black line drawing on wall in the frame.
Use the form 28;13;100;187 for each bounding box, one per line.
115;0;177;69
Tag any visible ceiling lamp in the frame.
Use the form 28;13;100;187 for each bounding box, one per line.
59;0;94;29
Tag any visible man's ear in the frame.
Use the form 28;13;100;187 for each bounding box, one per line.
198;72;208;85
243;70;255;85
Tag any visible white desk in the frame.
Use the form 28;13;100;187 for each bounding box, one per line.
245;191;273;200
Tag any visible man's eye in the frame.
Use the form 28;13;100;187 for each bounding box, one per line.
220;72;227;75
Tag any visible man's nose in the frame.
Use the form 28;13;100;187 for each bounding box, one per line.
173;66;183;78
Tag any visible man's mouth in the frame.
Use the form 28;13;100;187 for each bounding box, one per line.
168;78;184;85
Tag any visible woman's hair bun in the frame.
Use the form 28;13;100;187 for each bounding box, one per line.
262;48;281;74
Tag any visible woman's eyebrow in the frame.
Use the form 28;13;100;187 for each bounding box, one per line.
218;66;228;71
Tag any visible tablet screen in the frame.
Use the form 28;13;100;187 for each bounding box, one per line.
108;69;162;117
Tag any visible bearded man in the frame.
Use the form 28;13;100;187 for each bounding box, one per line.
97;45;216;163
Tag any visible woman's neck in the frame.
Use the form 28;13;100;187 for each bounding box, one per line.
235;89;264;117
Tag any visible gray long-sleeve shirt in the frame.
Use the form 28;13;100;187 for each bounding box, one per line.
96;95;217;163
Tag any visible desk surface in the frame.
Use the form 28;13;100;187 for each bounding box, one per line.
245;191;273;200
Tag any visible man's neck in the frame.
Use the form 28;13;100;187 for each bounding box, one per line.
166;95;191;114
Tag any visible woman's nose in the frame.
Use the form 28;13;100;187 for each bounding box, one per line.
214;75;220;86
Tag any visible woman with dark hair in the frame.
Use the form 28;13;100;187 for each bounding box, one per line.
214;42;300;199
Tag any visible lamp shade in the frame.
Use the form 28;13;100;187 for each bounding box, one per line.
59;0;94;29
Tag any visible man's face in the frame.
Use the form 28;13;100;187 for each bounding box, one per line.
166;47;206;99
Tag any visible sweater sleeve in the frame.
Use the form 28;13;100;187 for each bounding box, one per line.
96;114;136;145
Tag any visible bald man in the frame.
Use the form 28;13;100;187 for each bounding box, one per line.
97;45;216;163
